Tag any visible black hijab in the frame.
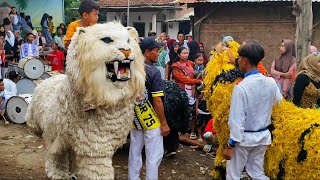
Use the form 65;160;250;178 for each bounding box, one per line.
167;39;179;65
187;40;201;62
40;13;49;27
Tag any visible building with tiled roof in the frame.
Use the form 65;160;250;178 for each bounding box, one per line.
99;0;173;7
99;0;193;38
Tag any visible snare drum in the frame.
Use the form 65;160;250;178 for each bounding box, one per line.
16;78;43;94
5;94;32;124
18;57;45;79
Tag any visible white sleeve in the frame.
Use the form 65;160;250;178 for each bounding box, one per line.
12;84;17;96
228;85;246;143
35;46;39;57
273;82;282;106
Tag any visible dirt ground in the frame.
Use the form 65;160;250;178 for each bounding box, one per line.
0;120;215;180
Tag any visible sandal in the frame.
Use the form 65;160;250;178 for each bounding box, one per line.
190;133;197;140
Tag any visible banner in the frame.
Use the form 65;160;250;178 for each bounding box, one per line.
0;0;64;27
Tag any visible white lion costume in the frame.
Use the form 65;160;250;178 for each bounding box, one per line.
26;22;145;179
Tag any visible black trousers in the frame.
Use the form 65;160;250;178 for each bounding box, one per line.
164;128;179;152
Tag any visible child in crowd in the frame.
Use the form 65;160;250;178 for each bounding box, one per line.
194;53;205;79
10;7;21;32
64;0;99;49
196;86;212;143
64;0;99;111
46;43;65;72
48;16;54;35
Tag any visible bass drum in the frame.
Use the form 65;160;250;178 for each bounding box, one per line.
5;94;32;124
40;71;62;80
18;57;45;79
16;78;43;94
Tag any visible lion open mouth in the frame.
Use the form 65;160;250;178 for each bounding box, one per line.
106;59;133;82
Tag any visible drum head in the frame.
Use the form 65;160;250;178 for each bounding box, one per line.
6;95;32;124
16;79;37;94
23;58;45;79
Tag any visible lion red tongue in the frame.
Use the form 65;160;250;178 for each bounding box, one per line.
119;67;125;74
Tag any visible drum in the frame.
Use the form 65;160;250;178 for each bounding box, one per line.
40;71;62;80
16;78;43;95
8;62;19;72
18;57;45;79
5;94;32;124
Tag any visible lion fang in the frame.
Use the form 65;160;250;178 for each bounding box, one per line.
114;61;119;74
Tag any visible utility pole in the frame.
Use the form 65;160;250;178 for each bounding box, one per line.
294;0;313;66
127;0;130;27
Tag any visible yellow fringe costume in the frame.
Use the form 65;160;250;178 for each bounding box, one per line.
204;41;320;179
300;83;320;109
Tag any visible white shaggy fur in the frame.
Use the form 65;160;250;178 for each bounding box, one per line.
26;22;145;179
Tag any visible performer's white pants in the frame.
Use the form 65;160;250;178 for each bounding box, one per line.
226;145;270;180
128;128;164;180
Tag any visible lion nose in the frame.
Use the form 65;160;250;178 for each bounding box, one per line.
119;49;131;59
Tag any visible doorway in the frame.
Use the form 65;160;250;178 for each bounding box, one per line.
133;22;145;37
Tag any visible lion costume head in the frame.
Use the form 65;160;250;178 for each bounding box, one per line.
205;41;320;179
66;22;145;108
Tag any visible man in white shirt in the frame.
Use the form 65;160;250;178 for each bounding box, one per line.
20;33;39;59
177;32;188;49
54;27;66;49
4;71;19;100
223;42;282;180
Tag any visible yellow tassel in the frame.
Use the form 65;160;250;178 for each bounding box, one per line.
204;44;320;179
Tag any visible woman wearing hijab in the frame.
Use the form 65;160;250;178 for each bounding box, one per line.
293;53;320;108
0;25;5;38
171;47;202;140
4;31;14;61
271;39;296;99
41;13;53;46
187;40;201;62
166;39;180;80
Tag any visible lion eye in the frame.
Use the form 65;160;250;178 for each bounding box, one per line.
127;39;130;43
101;37;113;43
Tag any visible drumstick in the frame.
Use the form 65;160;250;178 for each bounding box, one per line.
2;113;9;124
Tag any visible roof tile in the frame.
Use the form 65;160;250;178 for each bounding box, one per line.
99;0;173;7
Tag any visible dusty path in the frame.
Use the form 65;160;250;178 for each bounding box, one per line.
0;121;214;180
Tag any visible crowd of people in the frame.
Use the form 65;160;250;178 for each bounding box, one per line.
0;6;68;116
0;0;319;179
138;24;320;179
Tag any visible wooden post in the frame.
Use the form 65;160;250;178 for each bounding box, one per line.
294;0;313;66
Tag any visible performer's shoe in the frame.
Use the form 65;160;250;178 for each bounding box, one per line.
164;151;177;157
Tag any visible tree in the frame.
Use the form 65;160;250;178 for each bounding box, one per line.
15;0;29;12
64;0;81;25
294;0;313;66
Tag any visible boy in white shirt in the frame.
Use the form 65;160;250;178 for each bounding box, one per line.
4;71;19;99
223;42;282;180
